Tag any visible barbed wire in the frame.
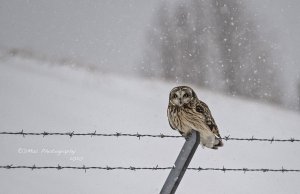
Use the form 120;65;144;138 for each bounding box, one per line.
0;130;299;143
1;164;299;173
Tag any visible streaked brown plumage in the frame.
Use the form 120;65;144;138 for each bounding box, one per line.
167;86;223;149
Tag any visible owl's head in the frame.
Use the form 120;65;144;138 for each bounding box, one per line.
169;86;197;107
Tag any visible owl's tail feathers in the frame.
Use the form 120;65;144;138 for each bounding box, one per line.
212;138;223;150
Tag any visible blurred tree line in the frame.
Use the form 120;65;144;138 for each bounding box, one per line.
141;0;283;105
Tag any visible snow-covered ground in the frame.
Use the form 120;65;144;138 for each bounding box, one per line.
0;56;300;194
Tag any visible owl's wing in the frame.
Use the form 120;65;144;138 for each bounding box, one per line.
195;100;221;138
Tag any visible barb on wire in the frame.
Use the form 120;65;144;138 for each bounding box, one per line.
0;130;299;143
0;165;299;173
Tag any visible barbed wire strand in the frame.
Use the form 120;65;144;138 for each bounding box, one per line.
0;130;299;143
1;165;299;173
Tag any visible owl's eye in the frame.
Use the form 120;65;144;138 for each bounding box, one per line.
183;93;189;98
173;94;177;98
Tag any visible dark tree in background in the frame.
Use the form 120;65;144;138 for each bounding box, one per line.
142;0;282;105
298;81;300;110
213;0;282;103
142;1;214;87
213;0;242;95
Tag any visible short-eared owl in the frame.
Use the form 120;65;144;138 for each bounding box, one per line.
167;86;223;149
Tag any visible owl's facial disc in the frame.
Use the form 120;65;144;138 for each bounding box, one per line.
170;87;193;107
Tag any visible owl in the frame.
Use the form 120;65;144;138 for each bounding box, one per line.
167;86;223;149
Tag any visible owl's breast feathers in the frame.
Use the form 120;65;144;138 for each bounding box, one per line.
167;105;184;131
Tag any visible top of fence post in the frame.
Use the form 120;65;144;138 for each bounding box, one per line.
160;130;200;194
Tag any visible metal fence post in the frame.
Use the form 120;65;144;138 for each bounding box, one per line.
160;130;200;194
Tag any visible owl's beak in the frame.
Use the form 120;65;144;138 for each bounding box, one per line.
179;98;183;106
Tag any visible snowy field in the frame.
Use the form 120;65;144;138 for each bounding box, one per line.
1;56;300;194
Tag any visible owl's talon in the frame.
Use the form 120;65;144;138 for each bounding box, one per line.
185;132;192;141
